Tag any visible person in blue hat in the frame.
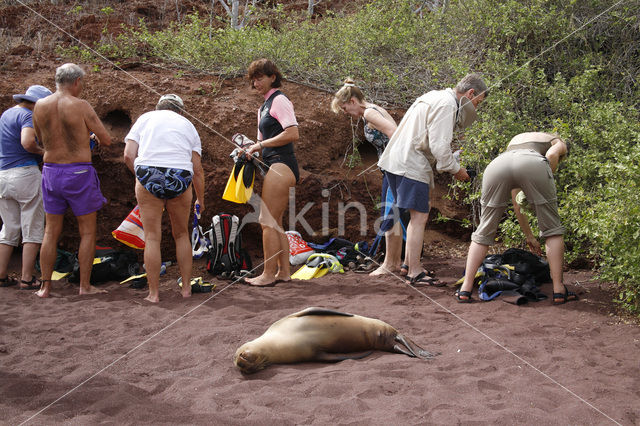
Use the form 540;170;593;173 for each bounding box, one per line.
0;84;52;290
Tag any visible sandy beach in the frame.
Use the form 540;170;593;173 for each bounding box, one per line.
1;253;638;425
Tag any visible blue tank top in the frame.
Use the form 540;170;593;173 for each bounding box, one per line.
363;106;390;159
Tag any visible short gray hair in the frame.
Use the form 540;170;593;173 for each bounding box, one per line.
55;63;85;87
455;73;489;98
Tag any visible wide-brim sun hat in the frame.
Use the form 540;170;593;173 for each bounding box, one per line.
13;85;52;103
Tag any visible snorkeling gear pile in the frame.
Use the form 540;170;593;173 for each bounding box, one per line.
454;248;551;305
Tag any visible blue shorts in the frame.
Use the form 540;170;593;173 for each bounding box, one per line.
42;162;107;216
378;173;409;233
384;171;430;213
135;165;192;199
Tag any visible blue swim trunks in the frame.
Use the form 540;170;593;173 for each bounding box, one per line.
135;165;192;199
41;162;107;216
385;171;430;213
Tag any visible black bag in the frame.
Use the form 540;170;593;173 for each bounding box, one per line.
205;214;252;279
477;248;550;302
69;247;140;284
501;248;551;284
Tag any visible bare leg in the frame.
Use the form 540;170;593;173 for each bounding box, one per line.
245;163;295;287
545;235;565;294
458;241;489;299
37;213;64;298
136;182;165;303
370;222;403;276
0;243;14;279
20;242;40;284
76;212;105;295
404;209;430;278
274;229;291;282
166;187;193;298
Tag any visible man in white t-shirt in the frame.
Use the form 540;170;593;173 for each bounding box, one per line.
124;94;204;303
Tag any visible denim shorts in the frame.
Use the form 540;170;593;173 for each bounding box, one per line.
384;171;430;213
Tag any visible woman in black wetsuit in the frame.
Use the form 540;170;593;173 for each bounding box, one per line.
243;59;299;287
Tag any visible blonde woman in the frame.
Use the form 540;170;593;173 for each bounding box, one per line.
331;79;401;276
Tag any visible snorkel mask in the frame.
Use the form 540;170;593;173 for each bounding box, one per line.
455;96;477;131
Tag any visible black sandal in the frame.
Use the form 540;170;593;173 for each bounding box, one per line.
399;264;409;276
553;285;578;305
0;276;17;287
455;289;474;303
19;276;41;290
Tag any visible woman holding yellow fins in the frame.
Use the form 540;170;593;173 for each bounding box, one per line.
239;58;300;287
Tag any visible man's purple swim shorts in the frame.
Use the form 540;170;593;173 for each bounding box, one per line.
41;162;107;216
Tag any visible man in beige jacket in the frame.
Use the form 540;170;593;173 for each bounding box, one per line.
377;73;487;284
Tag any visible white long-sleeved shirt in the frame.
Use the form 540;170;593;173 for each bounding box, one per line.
377;88;461;187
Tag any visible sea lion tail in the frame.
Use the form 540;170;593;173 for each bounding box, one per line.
393;334;437;360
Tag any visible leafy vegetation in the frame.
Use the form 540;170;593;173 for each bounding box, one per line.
65;0;639;313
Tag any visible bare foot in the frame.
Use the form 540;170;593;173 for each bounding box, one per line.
369;264;399;276
35;288;50;298
181;289;192;298
79;285;107;295
36;280;51;298
274;273;291;283
144;294;160;303
244;274;277;287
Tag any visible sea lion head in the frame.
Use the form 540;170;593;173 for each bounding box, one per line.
233;343;270;374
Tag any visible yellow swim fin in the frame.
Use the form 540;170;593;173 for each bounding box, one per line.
291;253;342;280
51;271;71;280
312;263;330;278
222;162;244;203
454;270;485;287
120;273;147;284
291;264;320;280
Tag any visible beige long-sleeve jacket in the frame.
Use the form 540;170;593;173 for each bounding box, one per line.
378;88;461;187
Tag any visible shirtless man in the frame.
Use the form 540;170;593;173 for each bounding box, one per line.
32;63;112;298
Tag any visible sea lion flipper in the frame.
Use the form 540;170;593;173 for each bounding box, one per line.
293;307;354;317
314;351;374;362
394;334;436;360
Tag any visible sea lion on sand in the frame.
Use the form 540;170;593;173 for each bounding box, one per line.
234;307;436;374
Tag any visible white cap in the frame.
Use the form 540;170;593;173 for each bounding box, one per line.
157;93;184;109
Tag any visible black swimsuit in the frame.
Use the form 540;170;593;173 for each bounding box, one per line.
259;90;300;183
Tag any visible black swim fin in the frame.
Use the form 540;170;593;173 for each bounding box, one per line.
233;160;255;204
